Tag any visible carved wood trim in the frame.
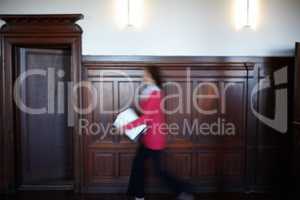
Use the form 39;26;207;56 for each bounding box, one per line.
0;14;83;34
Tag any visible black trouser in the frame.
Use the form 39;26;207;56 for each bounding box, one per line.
127;145;190;198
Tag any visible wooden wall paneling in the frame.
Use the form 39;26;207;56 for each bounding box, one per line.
83;58;282;194
91;80;115;145
83;67;142;192
253;49;294;199
2;32;14;194
292;122;300;197
244;63;258;192
0;47;293;194
294;44;300;121
119;152;135;178
82;56;294;194
192;79;220;146
255;63;280;188
0;27;3;193
293;43;300;150
88;150;116;184
292;43;300;198
253;60;293;196
189;66;250;192
162;75;193;145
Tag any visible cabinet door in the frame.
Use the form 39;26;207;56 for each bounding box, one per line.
15;48;73;187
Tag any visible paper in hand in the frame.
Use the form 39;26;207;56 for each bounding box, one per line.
113;108;147;140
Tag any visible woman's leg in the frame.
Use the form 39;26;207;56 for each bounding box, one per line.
127;145;147;198
150;150;192;195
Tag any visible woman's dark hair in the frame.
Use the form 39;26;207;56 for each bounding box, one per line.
144;66;163;88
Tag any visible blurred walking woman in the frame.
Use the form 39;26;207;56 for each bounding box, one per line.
122;66;194;200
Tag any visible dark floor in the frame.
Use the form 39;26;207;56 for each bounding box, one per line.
0;191;276;200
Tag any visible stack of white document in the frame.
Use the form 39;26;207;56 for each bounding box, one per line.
113;108;147;140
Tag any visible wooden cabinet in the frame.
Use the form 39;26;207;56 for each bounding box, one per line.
0;14;83;192
17;47;73;187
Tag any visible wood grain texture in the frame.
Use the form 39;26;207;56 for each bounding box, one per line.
291;43;300;199
0;14;296;196
15;48;73;187
81;56;294;194
0;14;83;193
0;14;83;34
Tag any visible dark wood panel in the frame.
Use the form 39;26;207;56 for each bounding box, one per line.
82;62;250;192
292;43;300;198
0;14;83;193
90;81;115;144
256;149;281;185
16;48;73;186
294;44;300;121
0;36;3;193
222;153;243;177
165;152;193;178
196;153;218;177
119;153;135;177
164;80;192;142
88;151;116;183
81;56;294;194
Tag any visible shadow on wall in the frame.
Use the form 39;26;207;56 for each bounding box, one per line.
268;49;295;56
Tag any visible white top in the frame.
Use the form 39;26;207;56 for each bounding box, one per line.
140;83;161;99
